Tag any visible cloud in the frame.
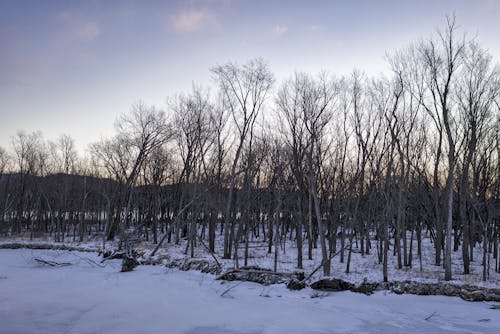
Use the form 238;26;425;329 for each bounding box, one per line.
309;25;323;33
78;51;97;63
170;8;219;33
273;24;288;36
56;10;100;42
0;52;42;85
0;27;43;85
57;10;72;21
75;21;100;41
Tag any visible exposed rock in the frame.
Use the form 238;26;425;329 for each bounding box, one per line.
287;278;306;290
294;271;306;281
460;290;500;302
306;278;500;302
121;256;139;272
310;278;355;291
352;280;380;295
387;281;500;302
240;265;272;272
166;258;221;274
140;255;169;266
217;267;297;285
441;284;461;296
460;290;484;302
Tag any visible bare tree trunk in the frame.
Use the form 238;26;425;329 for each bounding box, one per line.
296;194;303;269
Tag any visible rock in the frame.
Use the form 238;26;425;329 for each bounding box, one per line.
392;286;405;294
461;290;486;302
217;269;290;285
293;271;306;281
381;281;500;302
217;267;304;286
140;257;165;266
121;256;139;272
310;279;354;291
487;293;500;302
441;284;461;296
240;266;272;272
166;259;221;274
412;283;435;295
101;250;113;258
287;278;306;291
352;281;380;295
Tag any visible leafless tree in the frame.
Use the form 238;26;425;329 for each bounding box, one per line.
91;102;172;240
211;58;274;259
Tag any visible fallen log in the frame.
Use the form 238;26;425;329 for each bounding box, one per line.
34;258;72;267
0;243;96;252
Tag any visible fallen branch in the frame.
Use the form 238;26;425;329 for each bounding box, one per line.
220;282;242;298
101;251;126;263
70;253;106;268
424;311;437;321
34;258;72;267
199;239;221;268
302;242;352;283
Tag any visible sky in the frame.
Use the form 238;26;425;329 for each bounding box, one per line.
1;0;499;153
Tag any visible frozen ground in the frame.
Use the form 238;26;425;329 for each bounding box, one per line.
1;249;499;334
2;232;498;288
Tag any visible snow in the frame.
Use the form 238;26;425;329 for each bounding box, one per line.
1;249;499;334
2;230;499;289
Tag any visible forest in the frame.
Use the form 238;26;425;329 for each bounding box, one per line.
1;18;499;283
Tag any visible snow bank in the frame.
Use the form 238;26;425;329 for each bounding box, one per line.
1;249;498;334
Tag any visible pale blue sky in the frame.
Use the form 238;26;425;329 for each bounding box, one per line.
1;0;499;152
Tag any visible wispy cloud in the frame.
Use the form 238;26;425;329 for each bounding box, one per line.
57;11;101;42
0;27;43;85
75;21;100;41
170;8;220;33
0;52;42;85
309;25;323;33
273;24;288;36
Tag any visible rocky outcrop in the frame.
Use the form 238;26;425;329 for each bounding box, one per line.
351;280;380;295
121;256;139;272
310;279;355;291
309;278;500;302
287;278;307;290
217;267;303;286
166;258;221;274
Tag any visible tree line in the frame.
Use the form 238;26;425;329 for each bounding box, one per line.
0;18;499;281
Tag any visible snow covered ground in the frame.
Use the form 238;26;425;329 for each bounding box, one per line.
1;249;498;334
3;231;498;288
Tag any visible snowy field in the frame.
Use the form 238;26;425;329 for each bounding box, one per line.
2;232;498;288
1;249;498;334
